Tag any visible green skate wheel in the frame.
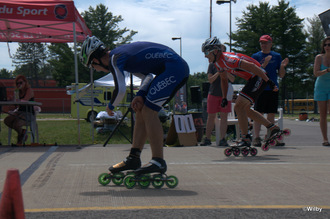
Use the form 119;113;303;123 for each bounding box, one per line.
152;174;164;189
112;172;124;185
138;175;150;189
98;173;111;186
165;175;178;188
124;175;136;189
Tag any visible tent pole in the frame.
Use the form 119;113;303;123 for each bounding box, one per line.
90;67;94;142
73;22;81;147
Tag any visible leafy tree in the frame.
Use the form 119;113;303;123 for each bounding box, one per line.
12;42;48;87
82;4;137;49
304;15;326;113
231;0;307;107
304;16;326;91
47;4;138;86
0;68;12;78
48;43;75;87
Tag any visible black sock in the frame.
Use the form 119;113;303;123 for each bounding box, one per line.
129;148;141;158
266;123;275;129
152;157;165;165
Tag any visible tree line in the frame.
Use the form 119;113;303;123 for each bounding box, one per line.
0;1;327;105
187;0;325;108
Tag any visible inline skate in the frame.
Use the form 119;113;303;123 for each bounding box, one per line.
224;140;258;157
123;159;179;189
98;156;141;186
261;128;291;151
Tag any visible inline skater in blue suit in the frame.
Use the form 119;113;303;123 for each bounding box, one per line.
80;36;189;176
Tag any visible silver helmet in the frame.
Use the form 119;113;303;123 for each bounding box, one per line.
80;36;105;67
201;37;222;55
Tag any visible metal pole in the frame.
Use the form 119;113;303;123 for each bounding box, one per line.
90;67;94;142
180;38;182;57
73;22;81;147
130;74;134;140
210;0;212;38
229;0;232;52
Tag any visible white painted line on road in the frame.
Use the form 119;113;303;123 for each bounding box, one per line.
25;205;330;213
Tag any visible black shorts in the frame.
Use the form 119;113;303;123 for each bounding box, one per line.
239;76;267;104
254;90;279;113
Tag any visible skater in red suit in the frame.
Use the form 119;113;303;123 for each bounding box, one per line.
202;37;281;146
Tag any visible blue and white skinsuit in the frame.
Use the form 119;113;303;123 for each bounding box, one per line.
107;42;190;112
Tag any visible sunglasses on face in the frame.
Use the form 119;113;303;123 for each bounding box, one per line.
324;43;330;47
204;49;215;56
16;81;23;85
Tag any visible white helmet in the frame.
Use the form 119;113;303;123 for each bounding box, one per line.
80;36;105;67
201;37;222;54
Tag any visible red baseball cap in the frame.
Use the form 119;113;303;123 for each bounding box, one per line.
259;35;272;42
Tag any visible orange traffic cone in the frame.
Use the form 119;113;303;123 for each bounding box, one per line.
0;169;25;219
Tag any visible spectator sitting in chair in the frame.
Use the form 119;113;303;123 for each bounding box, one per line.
4;75;35;145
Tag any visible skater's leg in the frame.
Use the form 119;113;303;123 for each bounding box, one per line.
141;105;164;159
266;113;275;124
108;108;146;173
245;107;272;128
132;109;148;151
234;96;250;137
131;105;167;175
244;106;279;140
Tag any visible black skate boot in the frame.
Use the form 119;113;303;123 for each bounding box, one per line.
236;134;252;147
266;125;281;141
236;138;251;147
108;156;141;174
134;158;167;176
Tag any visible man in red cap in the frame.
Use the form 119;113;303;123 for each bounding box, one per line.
252;35;289;147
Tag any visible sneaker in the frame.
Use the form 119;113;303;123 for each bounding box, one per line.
200;138;211;146
219;138;229;146
134;158;167;176
108;156;141;174
266;125;281;140
252;137;262;147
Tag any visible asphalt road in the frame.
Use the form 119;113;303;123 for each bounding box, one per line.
1;118;330;219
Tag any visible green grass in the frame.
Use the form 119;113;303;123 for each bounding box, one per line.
1;112;324;146
0;114;133;146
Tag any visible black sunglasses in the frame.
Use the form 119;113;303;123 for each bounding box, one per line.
324;43;330;47
16;81;23;85
91;61;101;66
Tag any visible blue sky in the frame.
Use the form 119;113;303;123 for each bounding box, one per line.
0;0;328;75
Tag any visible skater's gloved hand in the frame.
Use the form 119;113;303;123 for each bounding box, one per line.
221;98;228;108
267;80;278;92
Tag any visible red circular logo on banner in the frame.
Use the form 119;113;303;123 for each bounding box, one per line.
54;4;68;19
